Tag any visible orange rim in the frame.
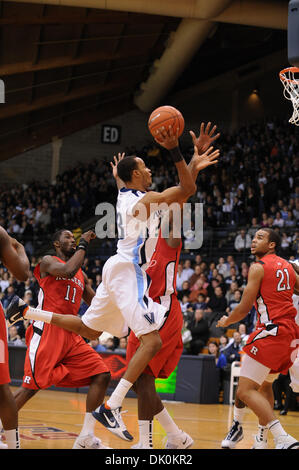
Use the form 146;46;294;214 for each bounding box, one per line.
279;66;299;83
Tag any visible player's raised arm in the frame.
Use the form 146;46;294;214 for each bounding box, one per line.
40;230;96;279
217;262;264;328
155;126;196;196
111;152;125;190
0;227;30;281
133;127;196;220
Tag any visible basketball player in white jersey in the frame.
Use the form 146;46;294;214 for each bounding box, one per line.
7;126;199;441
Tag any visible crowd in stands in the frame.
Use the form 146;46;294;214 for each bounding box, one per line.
1;118;299;366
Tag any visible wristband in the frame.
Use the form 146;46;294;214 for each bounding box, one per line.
169;146;184;163
77;238;89;252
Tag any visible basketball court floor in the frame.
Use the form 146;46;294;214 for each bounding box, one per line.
3;387;298;450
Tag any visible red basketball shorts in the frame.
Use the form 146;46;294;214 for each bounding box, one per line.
0;304;10;385
126;298;183;379
243;320;299;375
22;321;109;390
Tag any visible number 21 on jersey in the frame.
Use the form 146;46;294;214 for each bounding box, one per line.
276;268;291;291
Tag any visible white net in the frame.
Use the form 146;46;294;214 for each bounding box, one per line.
280;67;299;126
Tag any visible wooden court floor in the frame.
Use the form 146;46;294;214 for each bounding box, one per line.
1;387;299;450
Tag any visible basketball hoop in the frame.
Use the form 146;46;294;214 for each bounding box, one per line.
279;66;299;125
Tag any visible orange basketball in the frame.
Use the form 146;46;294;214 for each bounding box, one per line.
148;105;185;139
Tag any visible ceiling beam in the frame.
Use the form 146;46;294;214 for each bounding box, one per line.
0;11;177;25
0;96;134;163
0;49;147;76
0;79;138;119
5;0;288;30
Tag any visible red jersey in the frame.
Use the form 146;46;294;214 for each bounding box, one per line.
127;231;183;379
34;256;85;315
254;254;297;326
146;231;182;302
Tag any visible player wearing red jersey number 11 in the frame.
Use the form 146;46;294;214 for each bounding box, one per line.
6;229;114;449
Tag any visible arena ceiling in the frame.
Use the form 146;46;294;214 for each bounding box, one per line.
0;0;289;162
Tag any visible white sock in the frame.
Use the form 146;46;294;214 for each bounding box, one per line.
268;419;288;439
25;306;53;324
4;428;20;449
155;407;180;436
106;379;132;409
138;420;153;448
79;412;96;437
257;424;268;442
233;405;246;424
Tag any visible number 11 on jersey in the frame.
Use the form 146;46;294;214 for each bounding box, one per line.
64;285;77;303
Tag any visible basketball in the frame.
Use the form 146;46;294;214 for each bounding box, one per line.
148;105;185;139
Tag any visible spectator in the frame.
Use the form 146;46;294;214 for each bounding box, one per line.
238;265;248;289
104;337;115;351
225;281;239;304
226;289;242;313
8;325;24;346
114;337;128;354
223;331;243;364
285;210;296;228
248;217;260;238
205;286;227;315
216;257;230;278
188;265;203;288
187;309;209;355
181;259;194;283
191;293;208;311
176;263;185;291
16;318;31;341
188;278;208;303
0;272;9;293
208;341;227;369
237;323;249;346
179;294;192;317
177;281;191;301
281;232;292;253
273;211;284;228
89;337;107;352
234;229;251;252
181;321;192;354
225;267;240;290
219;334;230;352
2;285;15;309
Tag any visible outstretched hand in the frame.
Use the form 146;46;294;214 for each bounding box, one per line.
191;145;220;172
110;152;125;180
190;122;220;154
216;315;229;328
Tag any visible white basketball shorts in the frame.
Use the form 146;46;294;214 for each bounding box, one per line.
240;354;279;385
81;254;168;338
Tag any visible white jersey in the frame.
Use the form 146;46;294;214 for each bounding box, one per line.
81;187;168;338
116;188;161;270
